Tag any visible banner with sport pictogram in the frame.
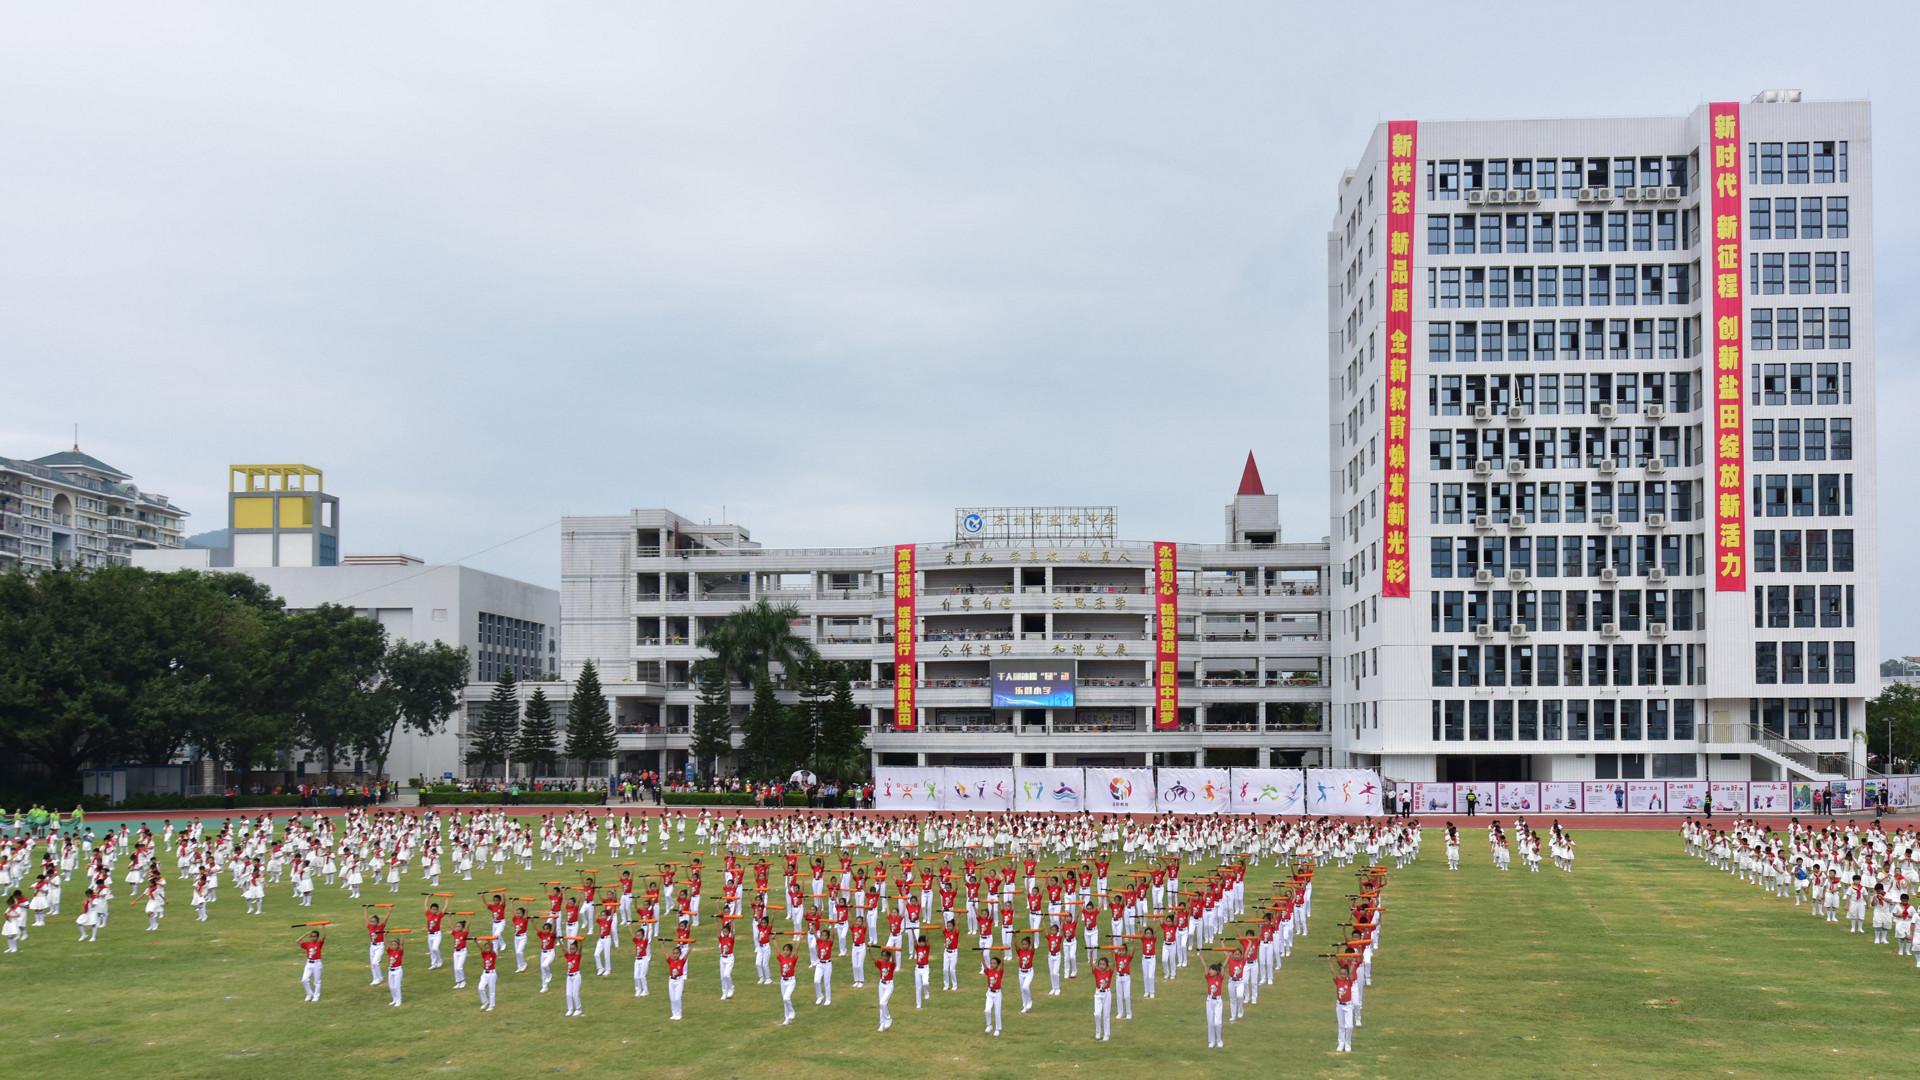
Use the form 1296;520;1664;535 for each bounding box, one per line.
1227;768;1306;815
1155;769;1230;814
941;768;1013;811
1013;768;1085;813
1306;769;1382;816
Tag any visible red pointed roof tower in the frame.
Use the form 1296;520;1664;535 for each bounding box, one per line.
1236;451;1265;497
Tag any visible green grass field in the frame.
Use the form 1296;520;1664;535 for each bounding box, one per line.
2;824;1916;1079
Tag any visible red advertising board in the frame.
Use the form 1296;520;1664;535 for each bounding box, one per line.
1381;120;1417;598
1708;102;1747;592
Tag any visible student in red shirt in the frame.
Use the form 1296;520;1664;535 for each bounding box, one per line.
631;921;653;996
1333;955;1360;1053
537;919;559;993
982;955;1005;1037
911;934;932;1008
424;902;446;970
1015;935;1037;1013
450;919;471;989
776;942;801;1024
716;920;738;1000
1113;942;1135;1018
385;936;407;1008
512;907;531;972
366;913;389;986
563;939;586;1017
873;947;898;1032
1090;955;1115;1041
477;938;499;1011
811;928;835;1006
297;928;325;1002
1044;922;1065;996
666;944;692;1021
941;919;962;991
1203;961;1225;1049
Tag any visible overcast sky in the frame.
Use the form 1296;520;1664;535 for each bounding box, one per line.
2;3;1911;649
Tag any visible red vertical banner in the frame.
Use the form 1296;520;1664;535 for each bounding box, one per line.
1153;541;1179;731
892;544;917;730
1708;102;1747;592
1381;120;1417;599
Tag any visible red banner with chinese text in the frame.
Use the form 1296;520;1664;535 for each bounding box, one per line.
1708;103;1747;592
1381;120;1417;598
1153;541;1179;731
892;544;917;730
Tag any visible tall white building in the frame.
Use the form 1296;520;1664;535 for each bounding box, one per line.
558;461;1333;779
1328;93;1878;785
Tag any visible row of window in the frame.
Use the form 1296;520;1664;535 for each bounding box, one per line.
1431;644;1705;688
1430;534;1706;579
1432;698;1704;743
1428;156;1692;199
1748;196;1849;239
1752;584;1858;630
1748;362;1854;406
1750;308;1852;351
1431;588;1702;633
1429;429;1699;471
1430;371;1702;413
1748;252;1851;296
1429;264;1695;308
1754;640;1860;685
1425;211;1686;255
1748;141;1849;186
1751;473;1856;518
1751;698;1853;743
1428;316;1701;362
1750;419;1853;462
1752;529;1853;574
1434;480;1701;523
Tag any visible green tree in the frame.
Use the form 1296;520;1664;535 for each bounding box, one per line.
564;661;615;781
784;657;831;777
468;671;519;779
741;673;786;779
1867;682;1920;773
814;664;868;781
276;605;389;779
368;639;470;780
690;661;733;782
515;686;559;776
702;599;818;686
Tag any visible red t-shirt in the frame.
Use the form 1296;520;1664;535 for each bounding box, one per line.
565;951;583;974
667;954;688;979
301;940;324;961
481;950;498;972
984;966;1005;991
913;942;931;967
451;928;470;951
426;911;444;932
1092;967;1114;990
387;944;405;969
1205;971;1223;998
777;954;799;979
633;934;651;959
874;957;896;983
814;938;834;963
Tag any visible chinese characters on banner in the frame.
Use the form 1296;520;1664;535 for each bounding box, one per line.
1381;120;1418;598
1708;102;1747;592
1153;541;1179;730
893;544;917;730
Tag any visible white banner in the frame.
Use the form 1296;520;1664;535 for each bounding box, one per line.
1306;769;1383;816
1666;780;1708;813
1627;780;1666;813
942;768;1014;811
1084;768;1155;814
876;768;944;811
1496;782;1540;813
1747;780;1790;812
1583;781;1626;814
1892;777;1914;809
1410;782;1455;814
1228;768;1306;815
1709;781;1749;814
1826;779;1863;811
1456;781;1497;815
1541;782;1583;813
1156;769;1231;814
1014;768;1085;813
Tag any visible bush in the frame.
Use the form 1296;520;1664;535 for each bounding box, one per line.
78;793;310;812
417;790;606;806
660;791;815;807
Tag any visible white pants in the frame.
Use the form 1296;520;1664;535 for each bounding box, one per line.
478;969;496;1009
369;943;384;983
387;967;404;1006
1116;972;1132;1017
301;960;322;1000
452;948;468;987
1093;988;1112;1039
565;971;582;1014
813;961;833;1004
984;988;1002;1033
719;954;735;998
876;980;894;1029
668;975;685;1019
1336;1001;1356;1050
1205;996;1223;1047
634;956;650;995
780;976;796;1021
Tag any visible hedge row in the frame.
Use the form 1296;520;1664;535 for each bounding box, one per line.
81;793;311;812
417;790;606;806
659;792;832;808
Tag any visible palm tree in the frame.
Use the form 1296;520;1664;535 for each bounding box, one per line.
703;599;818;687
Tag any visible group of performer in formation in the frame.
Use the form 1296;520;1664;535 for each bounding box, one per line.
1681;816;1920;965
1;808;1411;1051
1442;819;1579;873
